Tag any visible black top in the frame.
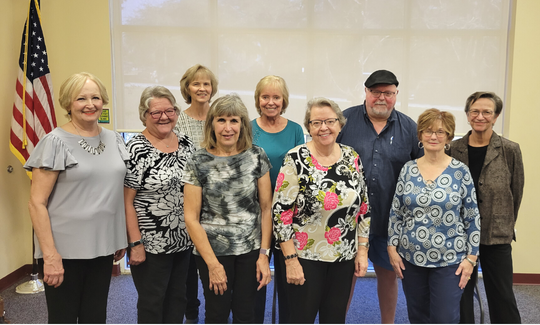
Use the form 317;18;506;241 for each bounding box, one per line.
467;144;488;189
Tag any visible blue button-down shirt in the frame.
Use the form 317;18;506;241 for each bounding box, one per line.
337;103;423;237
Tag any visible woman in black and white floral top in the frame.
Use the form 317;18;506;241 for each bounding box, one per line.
272;97;371;324
124;86;195;323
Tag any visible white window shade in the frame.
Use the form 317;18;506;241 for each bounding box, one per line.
111;0;510;135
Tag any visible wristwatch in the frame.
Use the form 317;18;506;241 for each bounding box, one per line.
358;242;370;249
260;248;270;257
129;239;145;248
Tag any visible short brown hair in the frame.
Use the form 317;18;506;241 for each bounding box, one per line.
416;108;455;142
202;93;252;152
180;64;218;104
464;91;503;116
254;75;290;116
59;72;109;118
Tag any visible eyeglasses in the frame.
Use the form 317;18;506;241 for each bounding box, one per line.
309;118;339;128
468;110;494;118
423;130;447;138
148;109;177;119
369;89;396;99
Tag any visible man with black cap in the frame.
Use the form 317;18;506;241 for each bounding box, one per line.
337;70;422;323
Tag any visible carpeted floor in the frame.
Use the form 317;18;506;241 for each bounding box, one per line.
2;273;540;323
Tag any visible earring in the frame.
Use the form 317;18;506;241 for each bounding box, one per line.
445;144;450;150
418;141;424;149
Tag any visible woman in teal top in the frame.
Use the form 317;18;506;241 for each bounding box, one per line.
251;75;304;323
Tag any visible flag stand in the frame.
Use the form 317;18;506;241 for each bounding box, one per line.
16;232;44;294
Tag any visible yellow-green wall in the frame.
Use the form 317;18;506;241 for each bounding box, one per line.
0;0;539;280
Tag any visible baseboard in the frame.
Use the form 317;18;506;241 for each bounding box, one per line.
0;264;33;292
514;273;540;285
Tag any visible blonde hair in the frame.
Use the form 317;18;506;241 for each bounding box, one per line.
58;72;109;118
180;64;218;104
254;75;290;116
202;93;252;152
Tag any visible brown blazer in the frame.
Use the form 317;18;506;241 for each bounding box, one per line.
449;131;524;245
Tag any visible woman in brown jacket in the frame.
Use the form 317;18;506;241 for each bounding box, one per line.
449;91;524;324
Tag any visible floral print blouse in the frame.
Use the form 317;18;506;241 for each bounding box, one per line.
272;144;371;262
388;158;481;268
124;131;195;254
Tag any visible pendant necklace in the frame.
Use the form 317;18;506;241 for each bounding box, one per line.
72;122;106;155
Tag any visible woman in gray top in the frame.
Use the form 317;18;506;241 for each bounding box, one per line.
25;72;128;323
183;94;273;323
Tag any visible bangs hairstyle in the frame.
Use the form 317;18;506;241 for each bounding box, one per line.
58;72;109;118
416;108;455;141
202;93;252;152
254;75;290;116
464;91;503;116
138;86;180;126
303;97;347;130
180;64;218;104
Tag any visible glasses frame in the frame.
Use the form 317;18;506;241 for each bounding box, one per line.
468;110;495;118
422;129;448;138
309;118;339;128
368;89;397;99
147;109;177;119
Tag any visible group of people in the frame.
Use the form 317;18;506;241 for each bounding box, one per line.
25;67;524;324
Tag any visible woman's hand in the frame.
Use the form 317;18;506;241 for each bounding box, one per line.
208;262;228;295
285;258;305;285
456;255;476;289
256;255;272;290
387;246;405;279
355;246;369;277
127;245;146;266
43;251;64;288
114;248;126;262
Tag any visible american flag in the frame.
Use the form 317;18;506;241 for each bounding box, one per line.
9;0;57;179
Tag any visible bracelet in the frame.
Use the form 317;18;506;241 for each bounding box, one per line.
465;257;477;267
284;253;298;260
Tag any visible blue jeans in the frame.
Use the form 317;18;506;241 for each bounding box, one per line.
401;260;463;324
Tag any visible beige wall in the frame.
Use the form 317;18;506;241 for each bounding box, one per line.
1;0;539;280
0;0;113;280
506;0;540;273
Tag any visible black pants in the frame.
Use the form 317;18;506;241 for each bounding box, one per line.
196;250;259;324
185;250;201;320
460;244;521;324
39;255;113;324
287;258;355;324
273;249;292;323
130;250;191;324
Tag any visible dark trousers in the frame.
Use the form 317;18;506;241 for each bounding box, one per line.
196;250;259;324
130;250;191;324
254;248;272;324
185;250;201;321
39;255;113;324
274;249;292;323
459;244;521;324
401;260;463;324
287;258;355;324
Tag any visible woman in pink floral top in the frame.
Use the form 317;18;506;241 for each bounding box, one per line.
272;97;371;323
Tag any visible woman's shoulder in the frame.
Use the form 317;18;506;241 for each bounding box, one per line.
285;119;303;130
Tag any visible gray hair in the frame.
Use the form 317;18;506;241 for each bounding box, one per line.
303;97;346;130
138;86;180;126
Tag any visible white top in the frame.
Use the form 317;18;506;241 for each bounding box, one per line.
24;127;129;259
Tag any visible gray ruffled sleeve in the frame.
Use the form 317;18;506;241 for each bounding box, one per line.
114;132;130;161
23;132;78;171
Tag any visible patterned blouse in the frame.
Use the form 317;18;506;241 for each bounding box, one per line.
388;158;481;268
174;111;205;150
124;131;195;254
272;144;371;263
182;145;271;256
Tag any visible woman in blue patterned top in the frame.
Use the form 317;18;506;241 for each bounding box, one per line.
387;108;480;324
124;86;195;323
183;94;273;323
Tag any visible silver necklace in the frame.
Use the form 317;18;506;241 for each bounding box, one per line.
72;122;106;155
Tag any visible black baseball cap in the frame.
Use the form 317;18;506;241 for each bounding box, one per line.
364;70;399;88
